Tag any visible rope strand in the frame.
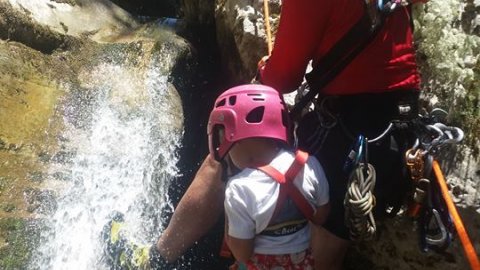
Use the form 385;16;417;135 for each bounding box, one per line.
263;0;273;55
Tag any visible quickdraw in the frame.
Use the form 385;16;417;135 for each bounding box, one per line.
405;108;477;264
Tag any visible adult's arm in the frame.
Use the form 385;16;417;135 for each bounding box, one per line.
311;203;330;226
156;154;224;262
260;0;331;93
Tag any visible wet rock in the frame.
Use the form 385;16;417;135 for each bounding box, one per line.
38;152;52;163
50;151;75;165
52;171;71;182
28;172;46;183
23;188;57;215
0;1;77;54
0;218;45;269
3;0;138;42
0;177;7;193
1;203;15;212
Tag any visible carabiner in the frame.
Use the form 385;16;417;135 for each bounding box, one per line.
343;135;367;173
424;208;450;250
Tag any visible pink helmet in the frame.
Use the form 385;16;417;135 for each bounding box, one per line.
208;84;289;161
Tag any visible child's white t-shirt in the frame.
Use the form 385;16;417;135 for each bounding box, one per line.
224;149;329;255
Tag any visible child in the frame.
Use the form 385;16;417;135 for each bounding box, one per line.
208;84;330;270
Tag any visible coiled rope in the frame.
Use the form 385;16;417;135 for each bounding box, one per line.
344;163;377;241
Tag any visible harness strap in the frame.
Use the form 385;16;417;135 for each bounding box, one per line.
257;150;314;222
290;2;413;119
220;150;312;258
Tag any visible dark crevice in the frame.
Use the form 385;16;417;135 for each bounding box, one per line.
110;0;179;18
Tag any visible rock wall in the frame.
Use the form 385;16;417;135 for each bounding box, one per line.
180;0;216;26
0;0;192;268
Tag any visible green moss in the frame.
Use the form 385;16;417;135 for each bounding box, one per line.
0;218;42;270
0;218;23;233
1;204;15;213
0;178;6;193
414;0;480;157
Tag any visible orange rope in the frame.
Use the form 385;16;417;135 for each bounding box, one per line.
432;160;480;270
263;0;273;55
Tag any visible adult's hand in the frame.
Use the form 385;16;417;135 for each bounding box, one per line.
252;55;270;84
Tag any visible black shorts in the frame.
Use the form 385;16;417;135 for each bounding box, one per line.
296;90;419;240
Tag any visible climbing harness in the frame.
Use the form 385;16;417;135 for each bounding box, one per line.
343;135;377;241
257;150;316;230
220;150;315;258
297;96;414;241
297;97;338;154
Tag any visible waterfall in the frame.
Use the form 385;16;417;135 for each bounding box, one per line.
30;60;183;270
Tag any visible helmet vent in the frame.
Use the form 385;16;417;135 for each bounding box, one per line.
246;106;265;123
247;93;265;101
215;98;226;107
228;96;237;105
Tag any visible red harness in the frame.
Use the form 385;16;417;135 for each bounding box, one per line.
220;150;314;258
257;150;314;222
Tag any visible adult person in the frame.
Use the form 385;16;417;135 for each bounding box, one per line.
104;0;426;269
257;0;425;269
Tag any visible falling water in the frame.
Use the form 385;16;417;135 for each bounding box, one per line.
30;60;183;269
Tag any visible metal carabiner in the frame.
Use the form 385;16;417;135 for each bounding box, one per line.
424;124;444;150
343;135;367;174
433;123;464;144
424;208;450;249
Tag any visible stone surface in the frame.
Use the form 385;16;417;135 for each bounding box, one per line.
4;0;138;41
0;0;193;268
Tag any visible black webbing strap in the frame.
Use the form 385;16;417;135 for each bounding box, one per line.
289;8;387;118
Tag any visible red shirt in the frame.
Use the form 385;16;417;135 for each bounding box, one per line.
261;0;421;95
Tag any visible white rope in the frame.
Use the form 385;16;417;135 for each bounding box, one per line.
344;163;377;241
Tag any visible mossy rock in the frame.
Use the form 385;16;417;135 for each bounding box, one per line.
0;218;43;270
1;204;16;213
